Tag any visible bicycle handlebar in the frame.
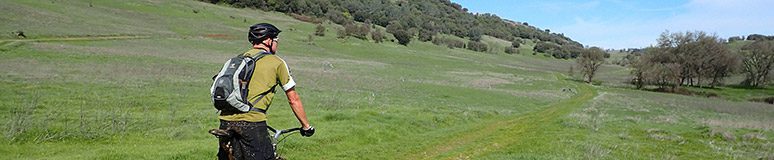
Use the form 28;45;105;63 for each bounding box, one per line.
267;126;302;139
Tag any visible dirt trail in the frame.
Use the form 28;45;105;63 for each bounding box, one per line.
408;75;597;159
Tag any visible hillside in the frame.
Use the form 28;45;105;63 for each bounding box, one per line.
201;0;582;48
1;0;772;159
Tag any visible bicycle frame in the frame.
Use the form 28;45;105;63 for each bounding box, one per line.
209;126;302;160
267;126;302;159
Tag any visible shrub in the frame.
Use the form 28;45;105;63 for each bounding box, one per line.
418;29;434;42
344;22;369;40
371;30;384;43
387;21;412;46
534;41;561;53
505;47;518;54
314;24;325;36
432;37;465;49
336;29;347;39
325;11;349;25
749;96;774;104
467;41;488;52
392;31;412;46
511;39;522;48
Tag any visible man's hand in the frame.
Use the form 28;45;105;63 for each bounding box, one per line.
300;126;315;137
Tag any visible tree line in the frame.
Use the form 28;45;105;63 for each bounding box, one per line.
728;34;774;42
624;31;773;89
201;0;584;55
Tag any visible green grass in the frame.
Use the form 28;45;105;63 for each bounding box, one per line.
1;1;772;160
682;85;774;102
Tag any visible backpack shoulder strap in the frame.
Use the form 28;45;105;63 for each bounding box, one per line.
242;49;271;60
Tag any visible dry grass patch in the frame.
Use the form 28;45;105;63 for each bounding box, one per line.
651;115;679;124
0;55;204;85
30;40;231;64
506;90;573;101
703;127;737;142
583;143;612;159
0;58;59;80
445;71;541;89
646;128;685;142
284;55;389;69
567;101;607;131
742;132;767;142
702;118;774;131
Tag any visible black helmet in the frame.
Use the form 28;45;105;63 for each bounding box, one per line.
248;23;281;44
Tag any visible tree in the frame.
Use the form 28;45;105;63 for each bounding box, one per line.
204;0;585;48
728;36;743;42
325;11;349;25
630;47;682;90
468;26;483;42
630;51;646;89
533;41;560;53
708;51;739;86
417;29;435;42
387;21;412;46
747;34;767;41
740;40;774;87
511;39;522;48
577;47;605;83
651;31;735;87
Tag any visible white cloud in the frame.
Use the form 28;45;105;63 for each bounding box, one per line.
557;0;774;49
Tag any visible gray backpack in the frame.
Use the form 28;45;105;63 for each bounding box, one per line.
210;52;269;112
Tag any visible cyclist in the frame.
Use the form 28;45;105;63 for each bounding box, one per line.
217;23;314;160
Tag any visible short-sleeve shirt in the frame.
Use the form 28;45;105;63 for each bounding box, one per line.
219;49;296;122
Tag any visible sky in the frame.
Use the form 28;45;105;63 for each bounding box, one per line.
451;0;774;49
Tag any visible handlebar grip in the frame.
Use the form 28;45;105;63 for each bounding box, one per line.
268;126;302;135
280;128;301;134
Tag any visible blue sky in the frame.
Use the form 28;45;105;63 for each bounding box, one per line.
451;0;774;49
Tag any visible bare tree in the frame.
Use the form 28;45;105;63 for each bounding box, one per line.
741;40;774;87
708;52;740;87
577;47;605;83
693;33;737;87
632;47;682;89
630;47;654;89
651;31;735;87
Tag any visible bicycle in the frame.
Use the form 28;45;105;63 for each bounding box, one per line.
209;126;302;160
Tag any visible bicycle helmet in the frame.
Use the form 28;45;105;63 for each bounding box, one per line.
248;23;281;44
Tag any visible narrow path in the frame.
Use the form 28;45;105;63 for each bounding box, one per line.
407;75;597;159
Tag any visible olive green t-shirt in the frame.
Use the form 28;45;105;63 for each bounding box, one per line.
219;49;296;122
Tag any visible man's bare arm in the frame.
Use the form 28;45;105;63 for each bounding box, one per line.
286;88;310;129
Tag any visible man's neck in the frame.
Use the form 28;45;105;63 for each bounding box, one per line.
252;44;270;51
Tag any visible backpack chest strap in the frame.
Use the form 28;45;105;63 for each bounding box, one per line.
249;83;278;113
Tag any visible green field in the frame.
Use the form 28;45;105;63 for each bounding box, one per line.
1;1;772;159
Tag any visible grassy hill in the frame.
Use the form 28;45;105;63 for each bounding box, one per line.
1;0;772;159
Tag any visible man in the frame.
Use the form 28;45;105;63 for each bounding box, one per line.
217;23;314;160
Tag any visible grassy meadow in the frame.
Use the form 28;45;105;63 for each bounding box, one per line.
1;1;772;159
